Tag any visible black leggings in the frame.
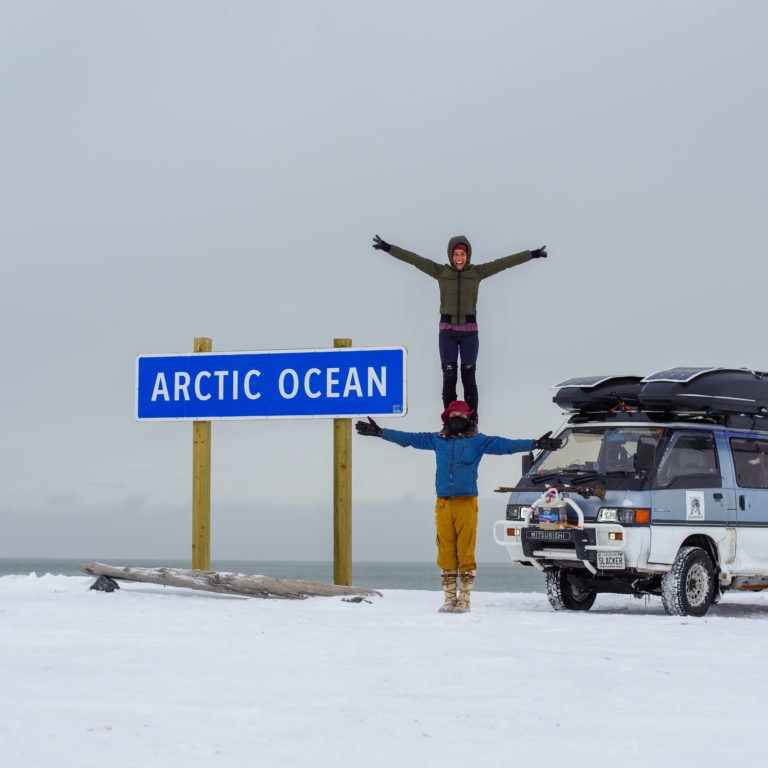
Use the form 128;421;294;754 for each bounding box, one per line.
439;334;479;414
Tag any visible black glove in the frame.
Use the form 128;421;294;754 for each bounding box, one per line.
533;430;562;451
355;417;382;437
372;234;391;253
531;244;547;259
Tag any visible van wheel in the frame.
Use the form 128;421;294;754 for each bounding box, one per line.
661;546;715;617
545;568;596;611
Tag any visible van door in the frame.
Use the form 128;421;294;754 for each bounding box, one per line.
728;435;768;575
648;430;732;565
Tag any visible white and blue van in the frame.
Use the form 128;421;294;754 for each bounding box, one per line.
493;367;768;617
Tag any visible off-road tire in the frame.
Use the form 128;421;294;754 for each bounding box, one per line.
545;568;597;611
661;546;715;617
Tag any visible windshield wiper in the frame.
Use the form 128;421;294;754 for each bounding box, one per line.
532;469;642;486
530;469;596;485
530;471;565;485
561;473;602;485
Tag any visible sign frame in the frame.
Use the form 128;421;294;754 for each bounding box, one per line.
135;344;407;422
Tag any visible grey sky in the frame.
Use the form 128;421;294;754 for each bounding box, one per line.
2;1;767;563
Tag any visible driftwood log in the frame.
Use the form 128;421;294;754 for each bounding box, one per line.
79;562;382;600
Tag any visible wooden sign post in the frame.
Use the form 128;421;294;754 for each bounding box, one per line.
333;338;352;586
192;336;212;570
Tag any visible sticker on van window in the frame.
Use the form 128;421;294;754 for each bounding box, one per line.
686;491;705;521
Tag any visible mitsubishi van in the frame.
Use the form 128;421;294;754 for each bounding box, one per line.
493;367;768;616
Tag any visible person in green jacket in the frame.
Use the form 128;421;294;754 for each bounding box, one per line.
372;234;547;430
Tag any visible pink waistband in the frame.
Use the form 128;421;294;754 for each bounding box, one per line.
439;322;479;332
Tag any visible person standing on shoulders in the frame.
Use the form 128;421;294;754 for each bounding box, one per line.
372;234;548;432
355;400;563;613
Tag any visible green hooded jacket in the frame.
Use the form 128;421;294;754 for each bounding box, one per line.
388;236;532;325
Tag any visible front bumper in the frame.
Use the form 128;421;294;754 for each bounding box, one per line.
493;519;650;574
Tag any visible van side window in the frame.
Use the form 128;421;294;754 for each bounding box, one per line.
654;433;721;489
730;438;768;488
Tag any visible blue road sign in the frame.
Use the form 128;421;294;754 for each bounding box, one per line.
136;346;407;421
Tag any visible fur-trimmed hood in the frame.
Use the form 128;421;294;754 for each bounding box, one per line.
447;235;472;268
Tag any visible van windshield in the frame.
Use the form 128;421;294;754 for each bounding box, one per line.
530;426;665;481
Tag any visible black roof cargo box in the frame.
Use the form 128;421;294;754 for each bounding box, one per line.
552;375;643;412
638;367;768;415
553;367;768;416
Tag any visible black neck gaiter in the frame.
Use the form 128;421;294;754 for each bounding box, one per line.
448;416;468;436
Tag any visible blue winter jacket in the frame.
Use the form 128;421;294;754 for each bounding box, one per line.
381;428;534;498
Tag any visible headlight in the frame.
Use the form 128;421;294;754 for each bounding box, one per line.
597;507;650;524
506;504;533;521
598;507;620;523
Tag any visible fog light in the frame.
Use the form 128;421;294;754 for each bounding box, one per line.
608;532;623;541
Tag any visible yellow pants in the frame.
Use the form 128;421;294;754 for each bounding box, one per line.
434;496;478;572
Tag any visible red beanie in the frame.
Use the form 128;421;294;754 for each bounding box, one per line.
441;400;474;422
453;243;468;253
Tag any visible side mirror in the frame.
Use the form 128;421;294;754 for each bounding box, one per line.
521;451;534;476
634;439;656;473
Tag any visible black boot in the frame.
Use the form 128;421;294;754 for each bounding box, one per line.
442;363;458;410
461;363;478;411
461;364;479;435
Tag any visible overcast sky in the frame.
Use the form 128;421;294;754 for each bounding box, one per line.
2;1;767;565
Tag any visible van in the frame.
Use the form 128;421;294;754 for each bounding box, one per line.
493;367;768;617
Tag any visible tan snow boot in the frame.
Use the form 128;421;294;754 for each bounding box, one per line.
454;570;476;613
438;570;459;612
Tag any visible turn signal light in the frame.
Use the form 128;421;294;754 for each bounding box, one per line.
635;508;650;524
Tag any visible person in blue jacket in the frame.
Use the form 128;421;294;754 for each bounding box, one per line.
356;400;562;613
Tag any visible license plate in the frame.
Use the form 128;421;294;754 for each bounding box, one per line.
527;530;570;541
597;552;625;569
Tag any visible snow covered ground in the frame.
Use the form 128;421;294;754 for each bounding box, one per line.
2;574;767;768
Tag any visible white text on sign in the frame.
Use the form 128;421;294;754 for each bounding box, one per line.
151;366;387;402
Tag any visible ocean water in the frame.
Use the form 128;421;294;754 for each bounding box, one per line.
0;558;546;592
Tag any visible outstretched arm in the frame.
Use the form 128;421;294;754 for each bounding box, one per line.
372;234;441;279
381;428;438;451
479;431;563;456
479;435;536;455
355;418;438;451
474;249;534;279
